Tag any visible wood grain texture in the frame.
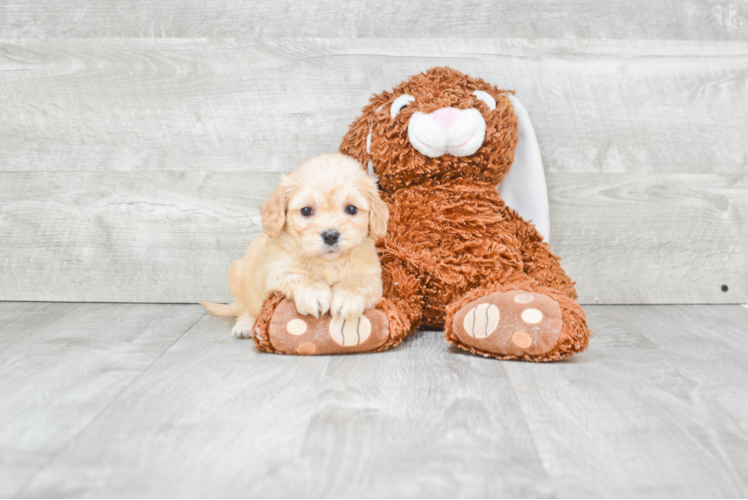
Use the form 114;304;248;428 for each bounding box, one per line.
0;302;206;497
1;38;746;175
5;303;746;497
549;173;748;304
1;172;744;304
20;315;553;498
599;305;748;445
1;0;747;40
504;304;748;497
0;171;279;303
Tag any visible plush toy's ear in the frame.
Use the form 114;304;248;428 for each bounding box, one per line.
499;94;551;242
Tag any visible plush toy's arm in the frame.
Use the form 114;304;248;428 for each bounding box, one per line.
499;94;550;242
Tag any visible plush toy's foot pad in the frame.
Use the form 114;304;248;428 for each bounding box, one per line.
268;299;389;355
452;290;563;357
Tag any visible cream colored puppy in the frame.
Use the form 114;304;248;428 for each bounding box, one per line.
202;153;389;338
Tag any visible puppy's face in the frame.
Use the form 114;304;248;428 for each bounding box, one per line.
285;181;371;260
261;153;389;260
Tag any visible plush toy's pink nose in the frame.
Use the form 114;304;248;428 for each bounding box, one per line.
431;107;460;130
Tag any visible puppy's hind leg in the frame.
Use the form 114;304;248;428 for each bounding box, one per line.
232;313;256;339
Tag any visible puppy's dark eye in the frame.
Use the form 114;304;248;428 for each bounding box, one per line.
345;205;358;215
300;207;313;217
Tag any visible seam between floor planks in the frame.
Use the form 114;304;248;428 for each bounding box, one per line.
0;303;208;497
13;309;208;496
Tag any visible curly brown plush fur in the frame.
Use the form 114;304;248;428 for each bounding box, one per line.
255;66;591;361
337;67;591;360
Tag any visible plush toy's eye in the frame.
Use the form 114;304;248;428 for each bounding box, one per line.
390;94;415;119
345;205;358;215
473;90;496;110
300;207;313;217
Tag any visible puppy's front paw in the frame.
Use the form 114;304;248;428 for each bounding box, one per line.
232;314;256;338
331;292;366;321
293;284;332;318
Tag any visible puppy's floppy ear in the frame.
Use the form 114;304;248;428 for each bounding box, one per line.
261;178;293;238
369;194;389;240
363;177;389;240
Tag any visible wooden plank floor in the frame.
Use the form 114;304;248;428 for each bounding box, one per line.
1;302;747;497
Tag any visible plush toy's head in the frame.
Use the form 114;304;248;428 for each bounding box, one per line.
340;67;518;192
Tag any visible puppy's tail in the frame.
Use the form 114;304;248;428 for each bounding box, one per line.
200;301;238;317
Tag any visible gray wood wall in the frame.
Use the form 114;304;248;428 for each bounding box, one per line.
1;1;746;305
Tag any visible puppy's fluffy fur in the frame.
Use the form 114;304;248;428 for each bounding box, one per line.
202;153;389;338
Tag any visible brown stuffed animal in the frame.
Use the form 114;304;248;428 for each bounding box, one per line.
254;67;591;361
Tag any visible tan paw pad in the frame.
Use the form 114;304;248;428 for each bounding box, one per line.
330;316;372;346
453;290;563;357
462;303;500;338
296;342;316;355
514;293;535;304
521;308;543;324
286;318;308;336
512;331;533;349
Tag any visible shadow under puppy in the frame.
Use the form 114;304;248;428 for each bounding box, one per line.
202;153;389;339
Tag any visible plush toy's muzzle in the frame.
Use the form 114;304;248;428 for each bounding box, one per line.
407;107;486;158
349;70;518;192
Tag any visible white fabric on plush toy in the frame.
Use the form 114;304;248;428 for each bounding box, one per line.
365;92;550;242
499;95;550;242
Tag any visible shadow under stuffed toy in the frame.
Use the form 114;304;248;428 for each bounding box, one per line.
254;67;592;361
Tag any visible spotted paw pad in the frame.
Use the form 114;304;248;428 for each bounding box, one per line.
453;290;563;357
266;299;388;355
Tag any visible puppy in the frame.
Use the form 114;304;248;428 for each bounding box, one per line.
202;153;389;338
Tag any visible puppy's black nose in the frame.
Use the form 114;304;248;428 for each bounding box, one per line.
321;230;340;246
